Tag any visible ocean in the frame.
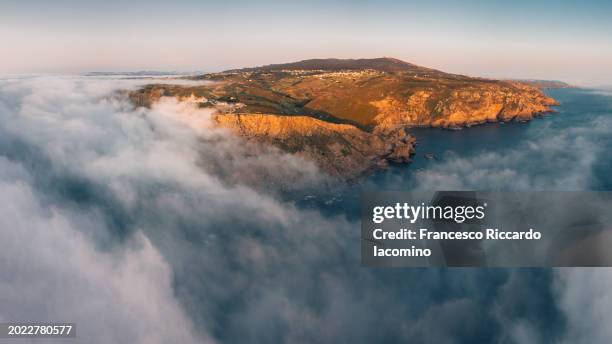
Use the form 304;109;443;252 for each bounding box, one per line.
302;88;612;219
378;88;612;191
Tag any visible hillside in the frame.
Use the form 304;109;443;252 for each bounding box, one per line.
225;57;443;75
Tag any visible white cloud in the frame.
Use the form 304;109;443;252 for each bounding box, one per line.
556;269;612;344
0;75;335;343
1;75;611;343
0;157;210;344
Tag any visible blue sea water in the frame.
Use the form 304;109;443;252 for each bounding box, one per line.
303;88;612;218
370;88;612;191
288;87;610;335
287;87;612;342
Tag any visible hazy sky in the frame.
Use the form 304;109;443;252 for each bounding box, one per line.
2;0;611;85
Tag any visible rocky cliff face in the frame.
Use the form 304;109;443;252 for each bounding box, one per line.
129;58;559;179
213;114;415;179
371;81;558;130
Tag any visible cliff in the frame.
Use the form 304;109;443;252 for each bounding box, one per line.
213;114;415;179
129;58;559;178
371;81;558;130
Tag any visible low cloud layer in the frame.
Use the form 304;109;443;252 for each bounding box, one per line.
0;75;351;343
556;269;612;343
0;77;611;343
0;163;206;343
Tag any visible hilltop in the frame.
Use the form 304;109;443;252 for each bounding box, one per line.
225;57;443;75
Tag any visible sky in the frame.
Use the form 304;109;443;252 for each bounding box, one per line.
2;0;612;85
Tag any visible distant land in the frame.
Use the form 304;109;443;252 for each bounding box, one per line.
508;79;575;89
85;71;202;77
129;58;560;179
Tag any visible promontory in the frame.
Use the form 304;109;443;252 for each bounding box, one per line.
129;58;559;179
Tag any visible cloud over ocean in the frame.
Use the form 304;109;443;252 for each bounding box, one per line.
1;76;611;343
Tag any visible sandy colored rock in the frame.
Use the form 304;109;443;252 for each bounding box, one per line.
213;114;415;179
